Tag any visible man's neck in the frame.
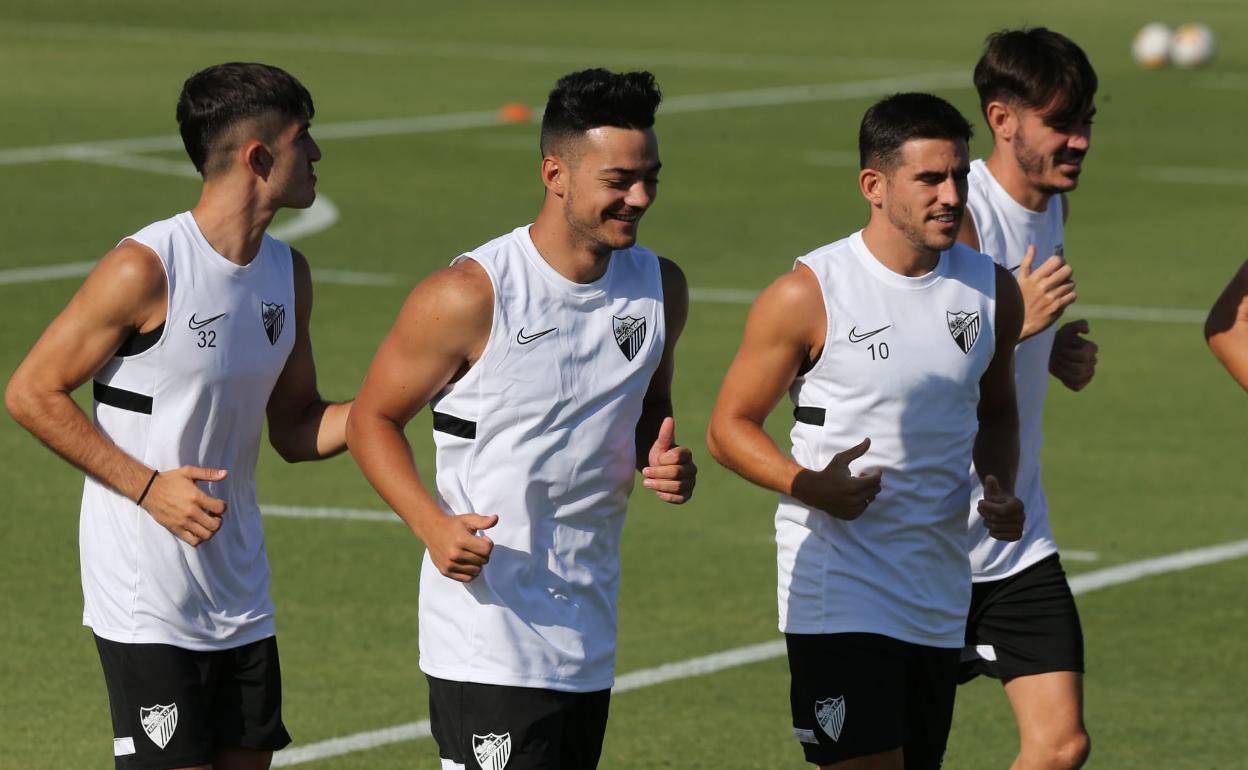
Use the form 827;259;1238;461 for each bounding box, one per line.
190;183;277;266
528;209;613;284
861;221;940;277
984;150;1053;212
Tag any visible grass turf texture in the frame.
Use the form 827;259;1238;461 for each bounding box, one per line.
2;1;1246;767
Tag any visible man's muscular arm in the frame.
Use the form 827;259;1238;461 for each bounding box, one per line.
635;257;696;504
1206;259;1248;391
266;249;352;461
347;260;498;581
5;242;228;546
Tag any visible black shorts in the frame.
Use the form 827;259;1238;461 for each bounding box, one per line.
786;633;959;770
960;553;1085;683
427;675;611;770
94;634;291;770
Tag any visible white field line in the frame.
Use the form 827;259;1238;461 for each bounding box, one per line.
0;71;971;167
262;505;398;523
271;536;1248;766
1139;166;1248;186
1;20;958;75
1061;550;1101;562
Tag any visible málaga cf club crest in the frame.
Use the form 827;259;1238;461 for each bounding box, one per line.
139;703;178;749
613;315;647;361
815;696;846;741
472;732;512;770
261;301;285;345
946;310;981;354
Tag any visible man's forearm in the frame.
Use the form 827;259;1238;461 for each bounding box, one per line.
635;397;673;470
707;416;802;498
6;386;152;501
270;399;352;462
347;411;446;540
973;411;1020;492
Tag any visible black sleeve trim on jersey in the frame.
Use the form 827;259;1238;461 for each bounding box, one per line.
432;410;477;439
115;323;165;358
93;381;153;414
793;406;826;426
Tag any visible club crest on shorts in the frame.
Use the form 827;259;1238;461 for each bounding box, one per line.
946;310;981;354
139;703;178;749
612;315;647;361
261;301;285;345
815;696;846;741
472;732;512;770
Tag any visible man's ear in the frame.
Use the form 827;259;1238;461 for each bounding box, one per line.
244;141;273;180
541;155;567;197
859;167;886;208
985;100;1018;142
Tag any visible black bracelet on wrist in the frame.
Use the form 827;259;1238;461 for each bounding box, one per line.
136;469;159;506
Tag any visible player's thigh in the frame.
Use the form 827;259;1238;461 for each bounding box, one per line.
427;675;610;770
94;634;215;770
211;747;273;770
786;633;911;768
1004;670;1086;747
212;636;291;754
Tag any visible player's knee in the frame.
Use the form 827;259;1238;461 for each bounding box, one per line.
1039;729;1090;770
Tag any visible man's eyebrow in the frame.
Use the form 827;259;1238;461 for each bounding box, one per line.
601;162;663;175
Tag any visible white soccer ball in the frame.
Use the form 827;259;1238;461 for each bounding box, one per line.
1132;23;1172;69
1170;23;1216;69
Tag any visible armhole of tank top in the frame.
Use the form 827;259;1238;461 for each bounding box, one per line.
114;238;172;361
651;252;667;352
458;254;504;376
795;258;832;380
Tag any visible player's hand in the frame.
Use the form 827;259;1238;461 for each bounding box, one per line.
424;512;497;582
643;416;696;504
1050;319;1098;391
791;437;883;521
140;466;229;547
977;475;1024;542
1016;246;1076;339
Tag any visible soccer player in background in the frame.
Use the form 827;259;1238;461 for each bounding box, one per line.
955;28;1099;770
1205;259;1248;390
707;92;1024;770
346;68;695;770
5;63;351;770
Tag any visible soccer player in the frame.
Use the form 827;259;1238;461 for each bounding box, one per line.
346;68;695;770
1206;259;1248;390
707;92;1024;770
5;63;350;770
955;28;1099;770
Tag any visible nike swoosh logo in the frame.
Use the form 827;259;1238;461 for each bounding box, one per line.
848;325;890;343
516;327;557;345
188;312;227;330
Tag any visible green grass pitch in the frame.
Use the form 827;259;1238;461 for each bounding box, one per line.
2;1;1246;767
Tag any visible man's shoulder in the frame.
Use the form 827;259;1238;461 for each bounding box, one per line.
797;231;860;268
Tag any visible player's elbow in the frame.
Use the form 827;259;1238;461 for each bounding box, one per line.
268;430;307;464
706;413;732;467
4;372;39;432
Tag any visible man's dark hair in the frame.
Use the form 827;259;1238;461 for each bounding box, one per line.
974;27;1098;128
540;68;662;157
859;92;973;171
176;62;315;177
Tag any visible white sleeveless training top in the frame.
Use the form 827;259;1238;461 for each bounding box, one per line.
965;159;1064;581
419;225;665;692
776;231;998;648
80;212;296;650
